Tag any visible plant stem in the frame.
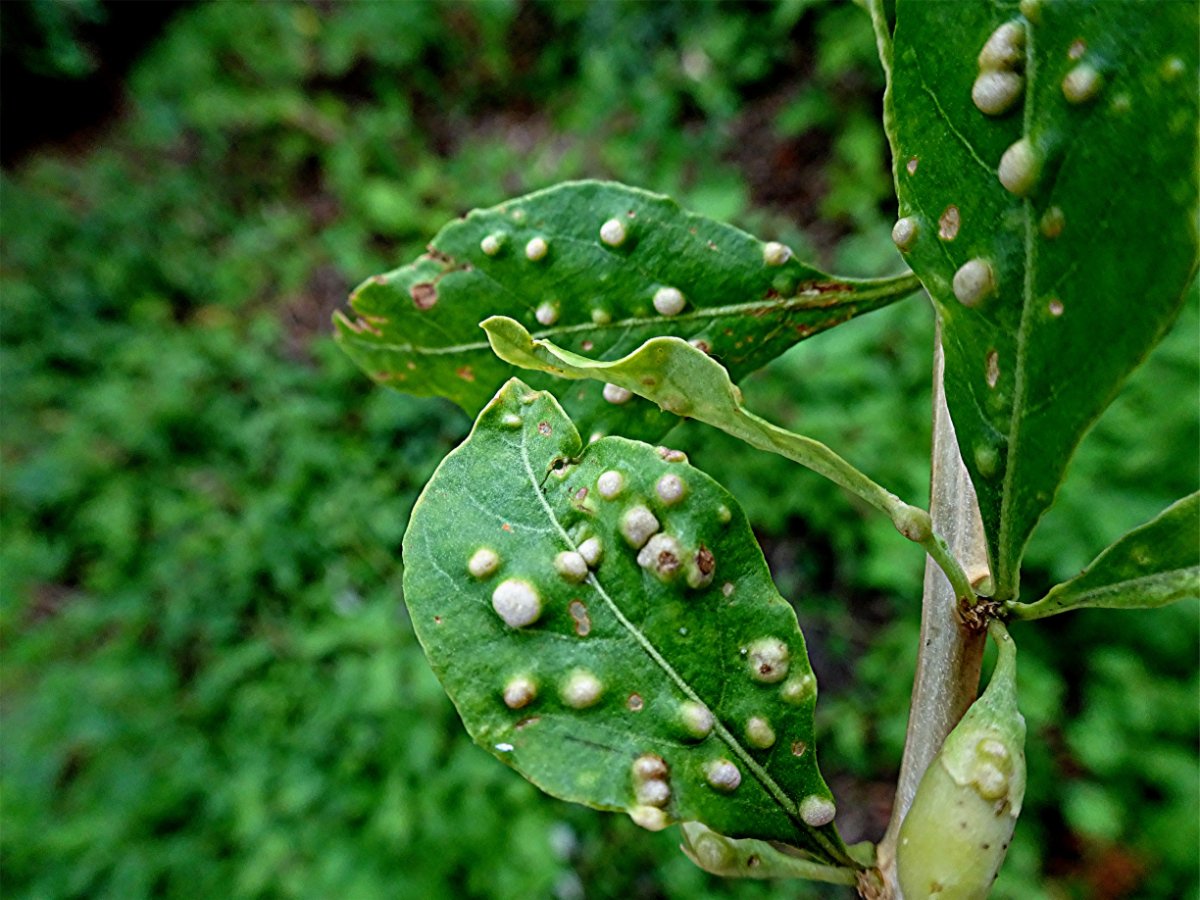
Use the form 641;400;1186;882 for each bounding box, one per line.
874;329;990;898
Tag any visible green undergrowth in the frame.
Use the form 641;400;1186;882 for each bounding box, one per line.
1;2;1195;898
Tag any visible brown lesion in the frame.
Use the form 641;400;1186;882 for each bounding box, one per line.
410;282;438;310
569;600;591;636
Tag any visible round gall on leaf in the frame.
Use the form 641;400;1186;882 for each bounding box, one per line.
479;233;505;256
799;795;837;827
602;383;633;405
554;550;588;583
599;218;628;247
524;236;549;261
655;473;687;505
977;21;1025;71
577;536;604;567
745;716;776;749
635;779;671;807
704;759;742;792
762;241;792;266
952;259;996;307
680;701;715;738
535;302;559;326
561;669;604;708
631;754;669;782
747;637;790;683
491;578;542;628
972;70;1024;115
652;286;686;316
467;547;500;578
892;216;919;252
1062;63;1103;104
997;138;1041;196
596;469;625;499
503;676;537;710
621;505;661;549
628;805;671;832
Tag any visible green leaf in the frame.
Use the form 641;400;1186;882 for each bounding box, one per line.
402;378;854;866
482;317;978;603
1009;493;1200;620
335;180;919;441
886;1;1199;599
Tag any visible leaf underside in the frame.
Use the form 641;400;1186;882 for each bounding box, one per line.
888;0;1199;598
335;180;918;442
1014;492;1200;618
401;379;849;864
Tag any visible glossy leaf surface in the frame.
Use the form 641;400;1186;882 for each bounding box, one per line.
1011;493;1199;619
336;180;918;441
402;379;851;865
887;1;1199;598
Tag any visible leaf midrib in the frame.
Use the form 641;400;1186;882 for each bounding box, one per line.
997;18;1040;599
342;275;920;357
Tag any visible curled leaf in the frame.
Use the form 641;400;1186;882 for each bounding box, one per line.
679;822;863;884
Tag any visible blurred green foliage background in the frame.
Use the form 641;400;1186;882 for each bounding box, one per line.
1;2;1196;898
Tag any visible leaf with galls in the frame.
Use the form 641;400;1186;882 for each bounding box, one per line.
1009;492;1200;620
884;2;1199;599
335;180;919;443
402;379;854;866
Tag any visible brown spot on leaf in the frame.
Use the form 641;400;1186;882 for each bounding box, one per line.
515;716;541;730
791;741;808;757
696;545;715;576
537;421;552;436
456;366;475;382
939;206;961;241
656;550;680;573
799;280;852;295
907;156;919;175
627;693;644;711
411;282;438;310
569;600;592;636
